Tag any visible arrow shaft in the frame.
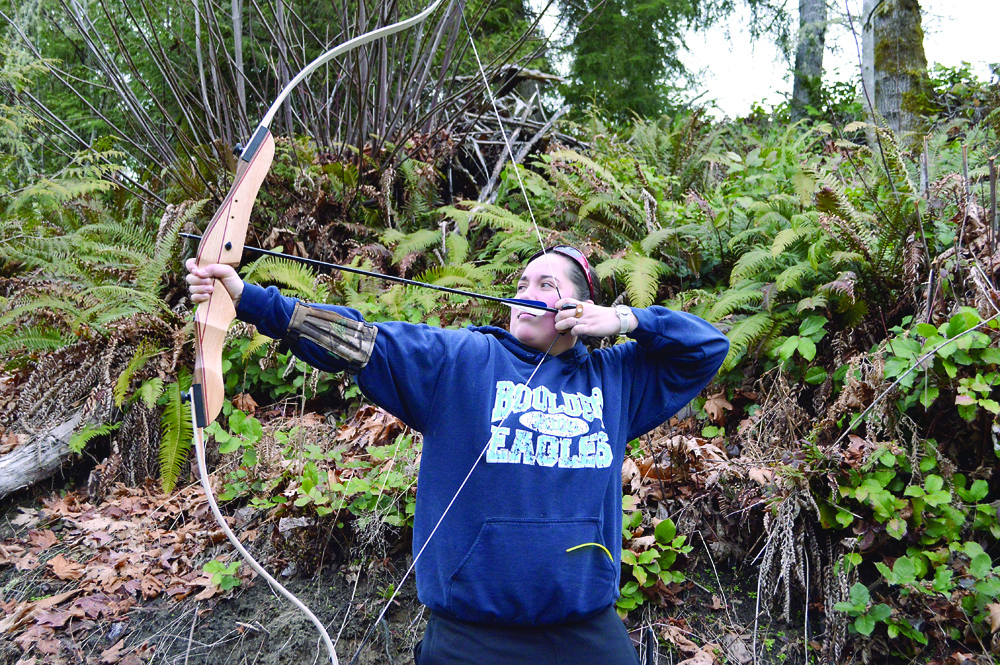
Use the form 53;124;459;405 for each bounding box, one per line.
180;233;557;313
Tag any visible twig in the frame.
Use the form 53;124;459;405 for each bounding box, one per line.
695;530;734;628
183;602;199;665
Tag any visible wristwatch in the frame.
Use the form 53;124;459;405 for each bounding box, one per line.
614;305;632;336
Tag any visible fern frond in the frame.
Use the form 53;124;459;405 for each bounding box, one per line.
137;199;208;293
830;250;864;267
159;373;193;494
708;286;764;320
68;421;121;454
438;203;533;234
390;228;442;264
242;332;273;361
774;261;814;293
730;248;777;284
0;326;70;354
796;295;828;313
241;257;325;301
771;226;817;257
817;271;857;302
728;227;768;252
445;233;469;265
0;296;83;329
621;255;667;308
722;312;775;371
640;227;679;254
114;341;162;407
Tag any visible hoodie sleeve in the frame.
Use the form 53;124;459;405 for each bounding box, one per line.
235;283;474;431
611;306;729;441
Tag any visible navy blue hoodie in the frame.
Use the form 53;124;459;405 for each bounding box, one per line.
237;283;729;625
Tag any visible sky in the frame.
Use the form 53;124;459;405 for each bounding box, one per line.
679;0;1000;117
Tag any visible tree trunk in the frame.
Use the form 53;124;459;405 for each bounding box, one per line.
232;0;246;132
0;412;89;499
866;0;928;141
791;0;827;120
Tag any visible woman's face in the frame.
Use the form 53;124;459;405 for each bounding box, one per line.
509;253;587;354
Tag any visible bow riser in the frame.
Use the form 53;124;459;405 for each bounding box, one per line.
193;128;275;427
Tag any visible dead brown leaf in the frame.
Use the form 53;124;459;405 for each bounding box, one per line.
14;552;41;572
747;468;773;486
100;639;126;664
703;392;732;424
0;430;24;454
28;530;57;552
232;392;257;414
0;542;26;565
48;554;85;581
11;509;39;527
986;603;1000;632
34;610;72;628
662;625;700;655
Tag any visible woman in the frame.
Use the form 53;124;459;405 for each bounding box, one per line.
186;246;729;664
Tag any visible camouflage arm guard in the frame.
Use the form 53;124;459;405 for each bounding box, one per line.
286;303;377;372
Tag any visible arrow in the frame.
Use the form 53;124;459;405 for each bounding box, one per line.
180;232;557;316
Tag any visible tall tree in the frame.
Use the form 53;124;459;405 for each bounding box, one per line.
790;0;827;120
559;0;790;122
862;0;929;140
560;0;700;120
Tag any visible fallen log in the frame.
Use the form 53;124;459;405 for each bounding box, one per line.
0;411;88;499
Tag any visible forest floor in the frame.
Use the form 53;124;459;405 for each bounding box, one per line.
0;472;819;665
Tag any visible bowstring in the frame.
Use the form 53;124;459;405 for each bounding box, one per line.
347;4;571;661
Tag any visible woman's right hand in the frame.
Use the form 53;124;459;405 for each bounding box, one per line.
185;258;244;306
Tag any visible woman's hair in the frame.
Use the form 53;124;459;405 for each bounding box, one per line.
564;261;602;306
526;246;602;305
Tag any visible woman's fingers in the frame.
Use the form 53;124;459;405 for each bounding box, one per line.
184;260;244;305
554;299;621;337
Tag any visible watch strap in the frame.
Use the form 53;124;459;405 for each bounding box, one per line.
615;305;631;335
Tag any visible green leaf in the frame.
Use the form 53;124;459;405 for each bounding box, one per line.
799;315;828;339
918;386;938;408
777;337;799;362
804;366;828;385
924;475;943;493
969;553;992;578
797;337;817;361
967;479;988;502
218;437;242;454
978;347;1000;364
654;518;677;545
855;615;875;636
848;582;870;607
915;323;938;338
891;557;917;584
946;309;980;338
980;399;1000;414
870;604;891;622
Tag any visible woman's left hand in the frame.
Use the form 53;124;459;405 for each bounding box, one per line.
553;299;636;337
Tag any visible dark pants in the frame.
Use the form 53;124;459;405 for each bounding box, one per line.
413;606;641;665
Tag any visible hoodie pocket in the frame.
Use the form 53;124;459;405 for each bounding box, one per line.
445;517;617;625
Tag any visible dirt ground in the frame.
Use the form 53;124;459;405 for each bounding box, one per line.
0;478;812;665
